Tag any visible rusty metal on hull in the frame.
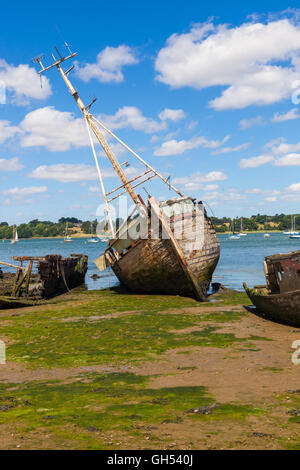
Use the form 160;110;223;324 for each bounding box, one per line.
107;196;220;300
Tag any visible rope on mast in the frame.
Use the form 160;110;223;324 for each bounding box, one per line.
84;117;115;238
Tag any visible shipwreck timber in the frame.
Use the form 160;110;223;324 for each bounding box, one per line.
244;250;300;327
34;45;220;300
0;254;88;308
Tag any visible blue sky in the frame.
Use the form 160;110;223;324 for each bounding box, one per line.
1;0;300;223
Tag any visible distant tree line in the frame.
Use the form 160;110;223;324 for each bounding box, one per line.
0;214;298;238
0;217;124;239
211;214;300;233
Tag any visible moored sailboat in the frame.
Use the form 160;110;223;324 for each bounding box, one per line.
229;219;240;240
87;223;99;243
11;225;19;244
64;223;73;243
238;217;247;236
284;215;299;235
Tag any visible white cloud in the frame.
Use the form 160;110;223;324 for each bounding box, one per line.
203;189;245;202
154;135;229;156
98;140;127;159
158;108;186;121
0;157;23;171
265;196;277;202
246;188;262;194
272;107;300;122
98;106;167;134
239;154;274;168
29;164;115;183
204;184;219;190
155;19;300;109
76;45;138;83
268;140;300;155
264;137;286;149
173;170;227;191
88;186;99;193
246;188;280;196
259;139;300;167
20;107;89;151
2;186;47;203
287;182;300;192
274;153;300;166
239;116;264;129
0;59;51;104
0;120;21;144
212;143;249;154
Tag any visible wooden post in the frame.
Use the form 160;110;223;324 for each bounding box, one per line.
12;262;32;298
24;261;33;294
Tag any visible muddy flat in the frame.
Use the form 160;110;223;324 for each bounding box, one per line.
0;288;299;450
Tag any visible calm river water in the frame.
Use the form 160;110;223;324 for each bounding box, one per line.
0;233;299;292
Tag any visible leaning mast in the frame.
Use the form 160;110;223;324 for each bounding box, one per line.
34;45;183;236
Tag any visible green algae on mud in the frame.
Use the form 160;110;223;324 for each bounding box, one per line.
0;372;265;449
0;289;262;369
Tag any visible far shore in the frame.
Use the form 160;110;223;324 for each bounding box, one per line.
0;230;289;241
1;233;107;241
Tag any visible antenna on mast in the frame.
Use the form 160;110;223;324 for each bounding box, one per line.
33;47;77;75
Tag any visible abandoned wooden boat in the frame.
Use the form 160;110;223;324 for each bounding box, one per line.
243;250;300;326
35;46;220;300
102;196;219;299
0;296;42;309
0;254;88;308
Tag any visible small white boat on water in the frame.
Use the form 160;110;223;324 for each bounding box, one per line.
87;223;99;243
284;215;299;235
229;219;240;240
11;225;19;244
264;233;270;238
238;217;247;236
64;223;73;243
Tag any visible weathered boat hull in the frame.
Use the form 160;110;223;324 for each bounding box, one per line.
0;296;41;309
108;197;220;300
0;254;88;308
36;254;88;298
243;282;300;327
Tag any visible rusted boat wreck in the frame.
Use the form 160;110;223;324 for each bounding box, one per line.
243;250;300;327
0;254;88;309
34;46;220;300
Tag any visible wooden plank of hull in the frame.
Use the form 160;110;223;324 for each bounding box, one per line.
110;198;220;300
243;282;300;327
177;208;220;297
111;237;197;298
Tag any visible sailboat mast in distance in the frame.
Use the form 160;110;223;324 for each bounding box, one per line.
11;225;19;244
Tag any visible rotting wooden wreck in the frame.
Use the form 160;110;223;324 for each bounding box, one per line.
0;254;88;309
34;45;220;300
244;250;300;326
106;196;219;299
